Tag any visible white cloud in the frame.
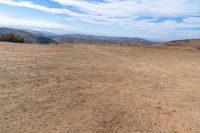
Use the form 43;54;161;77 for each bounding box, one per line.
51;0;200;17
0;15;68;29
1;0;200;26
0;0;200;40
0;0;81;16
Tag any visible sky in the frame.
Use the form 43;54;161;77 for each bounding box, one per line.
0;0;200;41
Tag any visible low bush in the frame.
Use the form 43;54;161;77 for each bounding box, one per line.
0;34;25;43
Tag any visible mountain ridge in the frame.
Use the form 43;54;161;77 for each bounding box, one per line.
0;27;57;44
0;27;154;44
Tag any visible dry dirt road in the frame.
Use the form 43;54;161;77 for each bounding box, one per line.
0;43;200;133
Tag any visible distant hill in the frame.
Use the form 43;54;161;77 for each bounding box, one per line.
0;28;57;44
165;39;200;49
51;34;154;44
0;27;154;44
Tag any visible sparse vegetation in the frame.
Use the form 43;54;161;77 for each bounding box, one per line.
0;34;25;43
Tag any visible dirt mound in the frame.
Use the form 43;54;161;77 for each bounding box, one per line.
165;39;200;50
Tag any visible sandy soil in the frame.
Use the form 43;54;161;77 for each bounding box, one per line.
0;43;200;133
165;39;200;50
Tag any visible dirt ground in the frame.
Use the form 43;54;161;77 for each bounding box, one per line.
0;43;200;133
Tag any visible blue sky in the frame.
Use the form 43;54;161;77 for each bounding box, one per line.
0;0;200;41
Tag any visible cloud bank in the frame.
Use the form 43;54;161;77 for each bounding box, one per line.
0;0;200;40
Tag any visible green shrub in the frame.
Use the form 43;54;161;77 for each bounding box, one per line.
0;34;25;43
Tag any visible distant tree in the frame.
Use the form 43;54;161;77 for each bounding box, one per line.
0;34;25;43
184;40;189;43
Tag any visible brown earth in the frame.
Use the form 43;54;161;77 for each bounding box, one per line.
165;39;200;50
0;42;200;133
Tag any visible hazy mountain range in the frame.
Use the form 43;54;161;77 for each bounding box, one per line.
0;27;155;44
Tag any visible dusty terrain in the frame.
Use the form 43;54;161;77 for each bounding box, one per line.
165;39;200;50
0;43;200;133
